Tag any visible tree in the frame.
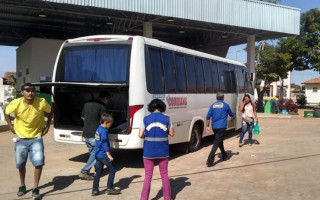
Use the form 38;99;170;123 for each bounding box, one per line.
254;9;319;112
255;42;291;112
5;74;16;103
291;83;301;90
279;9;320;71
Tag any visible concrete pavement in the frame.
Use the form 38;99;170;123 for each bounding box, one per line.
0;117;319;200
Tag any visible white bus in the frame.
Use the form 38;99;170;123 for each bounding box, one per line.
37;35;254;152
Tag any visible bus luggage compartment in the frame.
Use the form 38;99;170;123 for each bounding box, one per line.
54;86;129;134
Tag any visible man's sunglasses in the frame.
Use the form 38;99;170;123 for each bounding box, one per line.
23;88;36;92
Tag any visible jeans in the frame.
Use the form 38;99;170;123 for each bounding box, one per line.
239;118;255;144
141;158;171;200
207;129;226;163
81;138;96;174
15;137;44;168
92;157;116;192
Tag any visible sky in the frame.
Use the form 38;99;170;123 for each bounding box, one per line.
0;0;319;84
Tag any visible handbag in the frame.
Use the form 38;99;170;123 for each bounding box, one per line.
253;123;260;135
244;115;253;123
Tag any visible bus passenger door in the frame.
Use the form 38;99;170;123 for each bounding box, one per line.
235;67;245;130
228;65;237;129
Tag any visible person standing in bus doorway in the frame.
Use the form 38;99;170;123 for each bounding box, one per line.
4;83;53;199
139;99;174;200
92;113;121;196
79;91;111;180
205;91;235;167
239;94;258;147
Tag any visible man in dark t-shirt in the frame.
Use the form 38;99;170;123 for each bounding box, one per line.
78;91;111;180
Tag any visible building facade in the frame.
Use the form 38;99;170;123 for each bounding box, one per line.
302;77;320;105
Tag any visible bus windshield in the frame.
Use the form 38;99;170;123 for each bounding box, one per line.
56;45;130;83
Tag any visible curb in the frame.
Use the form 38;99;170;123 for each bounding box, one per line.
258;113;304;119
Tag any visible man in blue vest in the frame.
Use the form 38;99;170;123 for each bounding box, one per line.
205;91;235;167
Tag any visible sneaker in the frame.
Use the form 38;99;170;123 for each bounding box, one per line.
17;186;26;197
32;188;41;200
239;143;243;147
92;190;100;196
249;143;253;146
78;172;94;180
206;161;214;167
105;188;121;195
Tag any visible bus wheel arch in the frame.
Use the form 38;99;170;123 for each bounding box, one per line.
188;121;204;152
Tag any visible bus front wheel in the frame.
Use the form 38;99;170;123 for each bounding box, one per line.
188;125;202;152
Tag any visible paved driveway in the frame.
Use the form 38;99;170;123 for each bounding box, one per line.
0;117;319;200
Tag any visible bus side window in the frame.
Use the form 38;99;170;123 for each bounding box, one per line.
195;57;205;93
229;64;237;93
203;59;213;93
185;55;197;93
174;53;187;93
161;50;176;92
236;67;245;93
211;61;220;92
217;62;226;92
223;64;236;93
149;48;165;93
224;64;231;93
244;70;254;94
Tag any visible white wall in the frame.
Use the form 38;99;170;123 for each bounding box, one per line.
305;84;320;104
0;78;14;106
255;71;291;99
16;38;64;91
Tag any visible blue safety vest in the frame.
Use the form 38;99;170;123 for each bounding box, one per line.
206;100;234;129
143;112;170;159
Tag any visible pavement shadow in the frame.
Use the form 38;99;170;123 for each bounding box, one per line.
68;129;241;172
201;129;240;149
151;177;191;200
69;149;144;172
39;175;79;196
69;153;89;163
112;175;142;191
207;150;240;167
69;149;187;172
219;150;240;161
243;139;260;145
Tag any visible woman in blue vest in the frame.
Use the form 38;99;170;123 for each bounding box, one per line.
139;99;174;200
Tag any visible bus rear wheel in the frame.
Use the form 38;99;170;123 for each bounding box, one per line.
188;125;202;152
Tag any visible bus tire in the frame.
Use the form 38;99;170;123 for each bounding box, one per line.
188;124;202;152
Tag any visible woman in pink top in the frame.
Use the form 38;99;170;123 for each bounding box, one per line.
239;94;258;147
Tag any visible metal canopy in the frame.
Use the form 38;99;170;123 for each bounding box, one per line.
0;0;300;55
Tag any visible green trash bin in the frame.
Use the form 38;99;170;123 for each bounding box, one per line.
264;100;271;113
304;111;314;118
